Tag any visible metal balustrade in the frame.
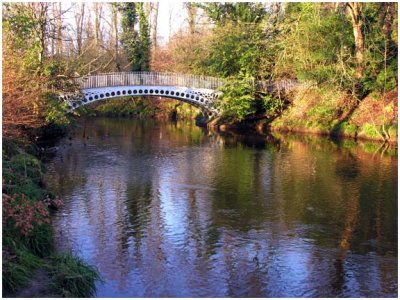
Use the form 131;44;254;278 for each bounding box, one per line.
72;72;312;93
75;72;226;90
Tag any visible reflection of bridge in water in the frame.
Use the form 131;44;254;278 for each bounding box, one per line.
59;72;307;116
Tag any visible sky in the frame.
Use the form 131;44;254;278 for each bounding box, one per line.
58;2;188;47
157;2;187;44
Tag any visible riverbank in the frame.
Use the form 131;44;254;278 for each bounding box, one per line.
2;130;100;297
209;87;398;144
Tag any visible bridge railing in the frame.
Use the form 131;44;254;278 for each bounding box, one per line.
75;72;226;90
70;72;315;95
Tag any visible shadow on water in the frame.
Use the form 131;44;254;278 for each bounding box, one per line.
45;118;397;297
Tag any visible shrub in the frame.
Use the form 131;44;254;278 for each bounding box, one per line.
217;76;258;122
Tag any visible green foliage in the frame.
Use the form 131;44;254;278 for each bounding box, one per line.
197;22;268;78
360;3;398;95
43;94;71;126
217;76;257;122
22;224;54;258
3;260;32;293
49;254;101;298
276;3;355;89
333;121;358;137
261;94;284;118
119;2;150;71
3;234;45;294
2;3;42;71
196;3;267;25
2;152;47;200
2;141;99;297
360;123;383;139
137;3;150;71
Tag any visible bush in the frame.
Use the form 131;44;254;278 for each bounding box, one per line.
217;76;258;122
360;123;383;139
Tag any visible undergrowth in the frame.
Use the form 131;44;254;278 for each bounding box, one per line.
2;138;101;297
49;254;102;298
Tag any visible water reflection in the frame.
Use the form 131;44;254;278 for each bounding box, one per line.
46;118;397;297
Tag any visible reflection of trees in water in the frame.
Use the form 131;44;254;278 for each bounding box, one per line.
125;182;153;241
209;146;271;231
48;118;397;297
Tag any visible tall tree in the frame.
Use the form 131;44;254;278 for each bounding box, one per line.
346;2;364;79
119;2;150;71
111;3;120;70
120;2;139;71
75;3;85;55
151;3;159;50
137;2;150;71
94;2;103;47
185;3;197;34
55;2;63;56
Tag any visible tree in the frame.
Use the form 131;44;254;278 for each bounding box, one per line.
75;3;85;55
119;2;150;71
93;2;103;47
275;3;354;87
346;2;365;79
150;2;159;50
110;3;120;70
185;3;197;34
137;2;150;71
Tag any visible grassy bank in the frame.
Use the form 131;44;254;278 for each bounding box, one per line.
2;136;101;297
210;86;398;144
267;86;398;143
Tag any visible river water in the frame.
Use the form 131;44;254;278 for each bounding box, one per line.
45;118;397;297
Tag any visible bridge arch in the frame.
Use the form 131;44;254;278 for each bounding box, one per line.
60;72;224;116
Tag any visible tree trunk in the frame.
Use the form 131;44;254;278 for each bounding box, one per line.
111;4;120;71
94;2;102;47
379;3;395;41
75;3;85;55
346;2;364;79
151;2;159;49
185;3;197;35
56;2;62;56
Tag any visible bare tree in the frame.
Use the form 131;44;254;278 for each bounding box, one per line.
75;3;86;55
185;3;197;34
55;2;63;56
94;2;103;47
111;3;120;70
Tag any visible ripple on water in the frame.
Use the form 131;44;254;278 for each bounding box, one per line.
46;119;398;298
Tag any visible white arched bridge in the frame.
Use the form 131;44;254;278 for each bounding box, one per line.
59;72;305;117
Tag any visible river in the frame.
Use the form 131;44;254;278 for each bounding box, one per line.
45;118;397;297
